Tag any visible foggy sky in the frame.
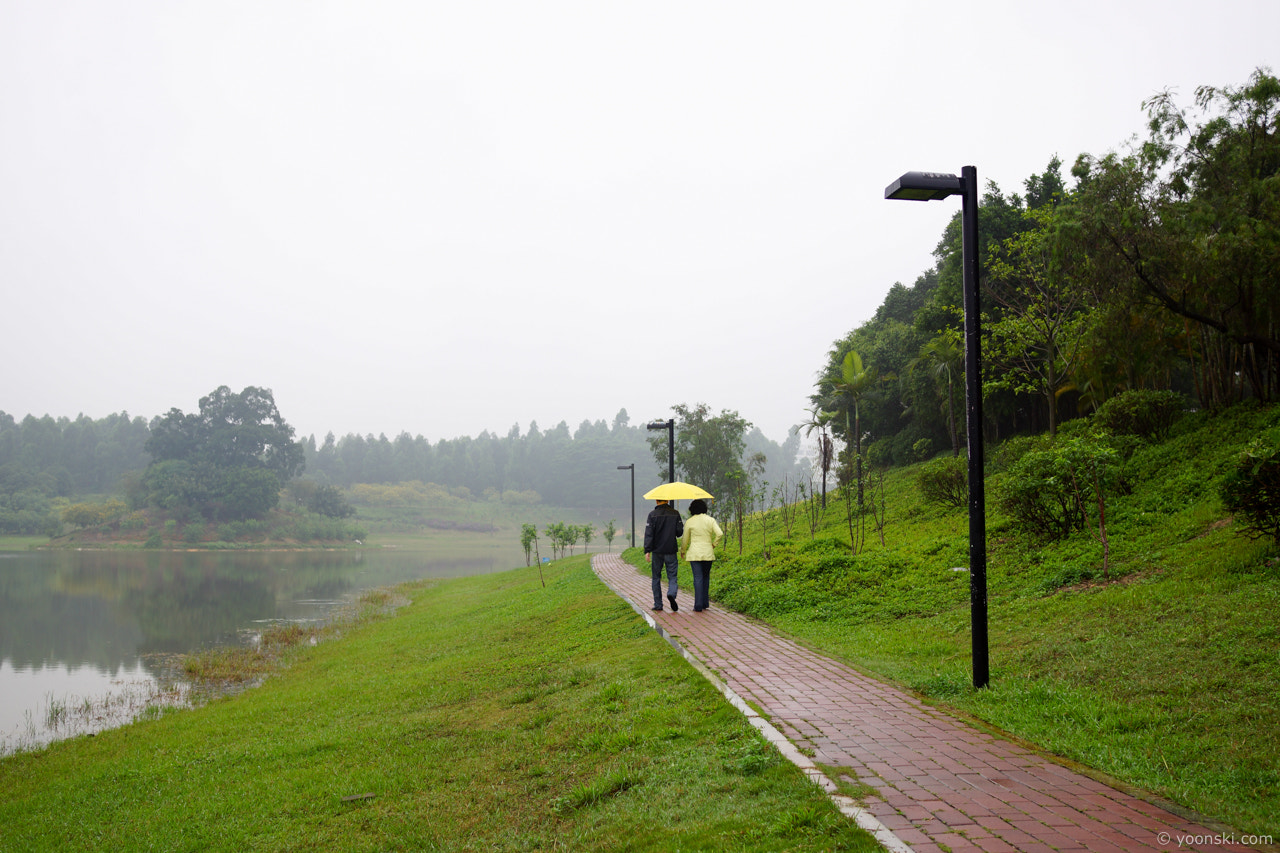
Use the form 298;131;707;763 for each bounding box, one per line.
3;1;1276;447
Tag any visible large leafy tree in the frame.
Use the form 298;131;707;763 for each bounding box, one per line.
1057;219;1188;412
1068;68;1280;406
922;160;1072;439
148;386;304;480
800;406;835;508
929;179;1038;327
986;205;1088;437
648;403;752;502
144;386;304;519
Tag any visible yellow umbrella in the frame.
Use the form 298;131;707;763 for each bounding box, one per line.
643;481;714;501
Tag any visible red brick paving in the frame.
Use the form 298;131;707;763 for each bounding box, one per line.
593;553;1265;853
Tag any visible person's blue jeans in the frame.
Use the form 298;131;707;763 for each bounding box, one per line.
690;560;713;610
651;552;678;608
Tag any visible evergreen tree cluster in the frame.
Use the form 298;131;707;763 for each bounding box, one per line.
303;412;802;511
0;405;802;534
0;411;151;533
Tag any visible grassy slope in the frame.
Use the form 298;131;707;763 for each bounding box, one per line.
0;556;880;853
705;401;1280;836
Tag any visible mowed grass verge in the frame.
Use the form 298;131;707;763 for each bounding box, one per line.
0;555;879;853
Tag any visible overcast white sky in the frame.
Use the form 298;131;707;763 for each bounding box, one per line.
2;1;1276;446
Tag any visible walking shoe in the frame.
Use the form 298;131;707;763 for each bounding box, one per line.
667;595;678;612
652;606;663;611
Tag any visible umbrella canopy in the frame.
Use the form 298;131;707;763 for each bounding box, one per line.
643;481;714;501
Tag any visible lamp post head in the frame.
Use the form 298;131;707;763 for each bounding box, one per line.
617;464;633;470
885;171;963;201
647;420;671;430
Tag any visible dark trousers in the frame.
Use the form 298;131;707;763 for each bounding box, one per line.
690;560;713;610
650;552;678;608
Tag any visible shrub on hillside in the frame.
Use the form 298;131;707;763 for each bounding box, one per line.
119;510;148;531
867;440;895;469
917;456;967;509
998;448;1084;541
234;518;269;539
996;437;1121;543
1220;430;1280;544
1093;389;1185;440
874;423;932;467
307;484;356;519
61;499;128;529
987;434;1051;475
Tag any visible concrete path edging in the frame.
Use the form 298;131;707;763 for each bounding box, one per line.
594;560;915;853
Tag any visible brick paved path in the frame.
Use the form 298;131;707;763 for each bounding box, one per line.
592;553;1262;853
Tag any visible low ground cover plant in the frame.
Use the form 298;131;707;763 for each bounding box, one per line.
916;455;967;509
1091;388;1186;440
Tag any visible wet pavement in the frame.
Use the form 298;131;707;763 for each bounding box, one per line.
592;553;1265;853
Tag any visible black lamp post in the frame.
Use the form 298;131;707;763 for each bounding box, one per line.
647;419;675;484
886;166;989;689
617;464;635;548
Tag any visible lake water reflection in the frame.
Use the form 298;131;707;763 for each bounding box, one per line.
0;544;524;751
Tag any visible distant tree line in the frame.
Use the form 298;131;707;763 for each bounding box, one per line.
0;410;151;534
303;409;803;511
0;401;803;533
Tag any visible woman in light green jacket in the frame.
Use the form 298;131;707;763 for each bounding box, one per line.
679;499;723;612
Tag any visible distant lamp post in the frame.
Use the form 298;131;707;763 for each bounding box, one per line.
647;419;675;485
886;166;989;689
617;464;635;548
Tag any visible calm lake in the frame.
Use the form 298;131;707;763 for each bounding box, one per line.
0;542;529;752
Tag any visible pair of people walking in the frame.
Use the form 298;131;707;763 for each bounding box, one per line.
643;498;723;613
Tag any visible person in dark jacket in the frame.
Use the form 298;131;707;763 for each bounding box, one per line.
643;499;684;611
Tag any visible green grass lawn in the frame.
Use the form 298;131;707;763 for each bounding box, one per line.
0;556;880;853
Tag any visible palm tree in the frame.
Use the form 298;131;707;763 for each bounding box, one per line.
800;407;835;509
910;330;964;457
823;350;877;508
